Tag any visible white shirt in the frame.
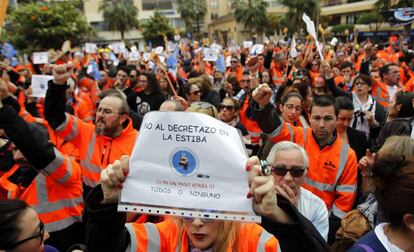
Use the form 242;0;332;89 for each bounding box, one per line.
352;93;376;138
375;223;404;252
298;187;329;241
386;85;399;103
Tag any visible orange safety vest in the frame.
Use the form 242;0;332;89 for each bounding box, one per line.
239;97;262;145
267;123;357;218
54;114;138;187
0;152;83;232
72;93;93;123
226;66;243;82
370;81;400;108
125;220;280;252
270;63;284;88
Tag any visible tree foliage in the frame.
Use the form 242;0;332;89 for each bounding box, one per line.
177;0;207;38
99;0;139;40
232;0;269;39
357;10;383;34
6;1;94;54
141;11;174;47
278;0;318;34
331;24;354;34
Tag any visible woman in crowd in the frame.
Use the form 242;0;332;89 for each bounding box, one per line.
127;71;165;116
277;92;304;127
0;199;53;252
85;156;329;252
218;97;251;154
183;83;202;105
322;63;386;145
349;155;414;251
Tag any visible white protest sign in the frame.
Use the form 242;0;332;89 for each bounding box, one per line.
130;45;138;52
85;43;97;54
250;44;264;55
210;43;222;52
110;42;125;54
243;41;253;48
129;51;140;61
31;75;53;98
119;112;259;222
330;37;338;46
32;52;49;64
143;52;150;61
290;37;298;58
225;55;232;67
203;48;218;61
302;13;324;60
155;46;164;55
158;55;165;63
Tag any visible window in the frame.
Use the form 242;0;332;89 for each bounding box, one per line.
347;15;355;24
142;0;173;10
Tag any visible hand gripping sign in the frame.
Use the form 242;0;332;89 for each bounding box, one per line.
119;112;260;222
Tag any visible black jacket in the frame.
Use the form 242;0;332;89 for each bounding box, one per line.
373;117;414;151
85;185;329;252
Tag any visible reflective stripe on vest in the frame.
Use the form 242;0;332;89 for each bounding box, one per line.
372;86;389;104
304;143;349;192
267;123;283;138
287;124;294;142
41;148;64;178
125;223;137;252
33;175;83;232
257;229;277;251
56;115;79;141
332;203;347;219
79;132;102;186
82;176;97;188
125;223;161;252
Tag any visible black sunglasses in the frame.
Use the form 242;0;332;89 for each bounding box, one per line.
272;164;305;178
220;104;235;111
8;221;45;249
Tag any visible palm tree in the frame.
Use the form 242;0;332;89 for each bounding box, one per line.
278;0;318;35
177;0;207;39
99;0;139;41
232;0;269;39
141;11;174;47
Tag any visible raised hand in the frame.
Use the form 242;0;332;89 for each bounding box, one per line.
53;63;73;85
252;84;272;107
100;155;130;204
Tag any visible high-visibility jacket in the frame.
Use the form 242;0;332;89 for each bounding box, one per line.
125;220;280;252
239;96;262;145
226;66;243;82
71;93;93;123
269;63;284;88
0;150;83;233
371;81;401;108
266;123;357;219
54;114;138;187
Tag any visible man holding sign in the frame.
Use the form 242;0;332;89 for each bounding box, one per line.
84;112;329;252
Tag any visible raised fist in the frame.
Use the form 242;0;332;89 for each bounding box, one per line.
53;63;73;85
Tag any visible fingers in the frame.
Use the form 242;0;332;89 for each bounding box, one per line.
247;156;261;186
252;83;272;105
275;184;296;205
250;176;274;204
366;149;371;158
120;155;130;176
101;157;130;189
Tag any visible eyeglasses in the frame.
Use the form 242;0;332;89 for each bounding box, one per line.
220;104;235;111
8;221;45;249
97;107;123;115
231;61;238;63
190;90;201;95
271;164;305;178
355;82;368;87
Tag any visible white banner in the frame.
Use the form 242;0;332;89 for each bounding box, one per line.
32;52;49;65
119;112;259;222
203;48;218;62
243;41;253;48
129;51;140;61
31;75;53;98
85;43;97;54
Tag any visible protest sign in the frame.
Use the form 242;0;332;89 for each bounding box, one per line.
32;52;49;64
203;48;218;61
129;51;140;61
250;44;264;55
31;75;53;98
290;37;298;58
85;43;97;54
302;13;324;60
119;112;259;222
210;43;222;52
243;41;253;48
110;42;125;54
155;46;164;55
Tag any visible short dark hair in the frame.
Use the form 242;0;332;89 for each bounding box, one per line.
340;61;353;70
353;74;373;87
335;96;354;111
116;65;131;76
395;91;414;118
379;63;398;79
311;95;339;116
0;199;29;250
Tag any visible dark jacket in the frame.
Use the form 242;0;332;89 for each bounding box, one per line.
373;117;414;151
347;127;369;161
85;185;329;252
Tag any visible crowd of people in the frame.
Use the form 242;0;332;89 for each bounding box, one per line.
1;33;414;252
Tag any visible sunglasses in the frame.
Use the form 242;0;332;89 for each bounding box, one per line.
8;221;45;249
220;104;235;111
272;164;305;178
